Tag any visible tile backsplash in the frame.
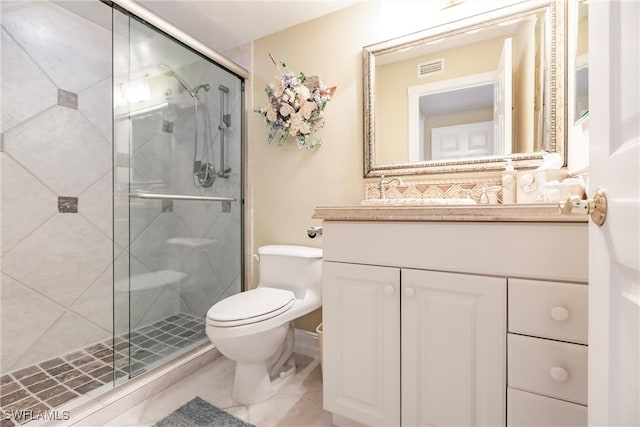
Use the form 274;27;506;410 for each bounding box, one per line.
365;175;503;204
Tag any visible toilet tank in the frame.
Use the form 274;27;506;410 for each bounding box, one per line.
257;245;322;299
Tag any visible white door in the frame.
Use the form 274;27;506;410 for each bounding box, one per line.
431;121;494;160
494;37;513;156
588;1;640;425
401;269;506;426
322;261;401;426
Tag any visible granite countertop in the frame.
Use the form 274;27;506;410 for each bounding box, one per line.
312;204;589;223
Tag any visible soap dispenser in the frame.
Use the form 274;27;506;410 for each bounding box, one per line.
502;158;517;204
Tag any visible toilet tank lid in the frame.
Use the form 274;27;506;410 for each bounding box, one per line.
258;245;322;258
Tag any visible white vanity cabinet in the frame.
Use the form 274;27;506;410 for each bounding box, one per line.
322;262;400;426
401;269;506;426
507;279;589;426
323;263;505;426
314;212;588;427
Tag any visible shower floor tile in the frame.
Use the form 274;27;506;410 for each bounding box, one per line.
0;312;205;425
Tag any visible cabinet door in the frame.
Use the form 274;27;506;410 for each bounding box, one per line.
322;261;400;426
402;269;506;426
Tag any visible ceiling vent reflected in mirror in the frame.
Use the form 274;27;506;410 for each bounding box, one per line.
418;59;444;78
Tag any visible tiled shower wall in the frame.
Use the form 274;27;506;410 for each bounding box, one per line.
1;2;113;374
1;0;243;377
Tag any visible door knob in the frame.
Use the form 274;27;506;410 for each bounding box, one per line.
558;188;607;226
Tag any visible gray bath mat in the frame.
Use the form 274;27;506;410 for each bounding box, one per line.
153;396;255;427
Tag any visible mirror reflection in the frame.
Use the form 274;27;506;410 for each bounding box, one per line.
574;0;588;123
364;1;564;176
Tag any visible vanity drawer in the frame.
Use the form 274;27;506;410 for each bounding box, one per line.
507;388;587;427
509;279;588;344
508;333;587;405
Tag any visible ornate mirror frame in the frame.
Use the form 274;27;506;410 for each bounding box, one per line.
363;0;566;177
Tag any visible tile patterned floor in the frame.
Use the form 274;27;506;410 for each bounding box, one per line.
0;313;206;426
104;353;330;427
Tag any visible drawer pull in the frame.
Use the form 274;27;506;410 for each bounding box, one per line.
550;306;570;322
404;287;415;297
550;366;569;382
384;284;395;295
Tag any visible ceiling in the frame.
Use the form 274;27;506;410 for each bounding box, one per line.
135;0;362;52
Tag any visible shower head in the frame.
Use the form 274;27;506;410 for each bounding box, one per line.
158;63;199;99
193;83;211;96
218;84;229;94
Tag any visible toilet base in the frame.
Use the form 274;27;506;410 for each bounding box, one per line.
232;356;296;404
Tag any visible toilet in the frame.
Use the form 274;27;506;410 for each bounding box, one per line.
205;245;322;404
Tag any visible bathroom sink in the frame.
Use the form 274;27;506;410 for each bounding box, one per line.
361;198;477;206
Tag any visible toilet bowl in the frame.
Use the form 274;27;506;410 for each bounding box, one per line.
206;245;322;404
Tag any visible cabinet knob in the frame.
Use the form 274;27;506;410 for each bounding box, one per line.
404;287;415;297
550;366;569;382
383;284;394;295
550;306;570;322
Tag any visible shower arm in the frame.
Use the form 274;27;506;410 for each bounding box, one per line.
217;84;231;178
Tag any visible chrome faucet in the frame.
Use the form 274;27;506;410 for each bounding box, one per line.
379;175;403;199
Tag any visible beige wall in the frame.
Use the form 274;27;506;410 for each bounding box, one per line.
249;2;376;331
249;0;525;331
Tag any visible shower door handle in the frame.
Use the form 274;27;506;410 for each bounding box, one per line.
217;87;231;178
129;193;236;202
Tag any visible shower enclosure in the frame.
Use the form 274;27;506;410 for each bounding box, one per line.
113;5;244;380
0;0;244;422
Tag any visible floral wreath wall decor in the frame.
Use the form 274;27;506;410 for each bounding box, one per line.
255;53;336;149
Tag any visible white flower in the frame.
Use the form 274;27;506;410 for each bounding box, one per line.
295;85;310;101
279;103;295;117
266;107;277;122
269;78;284;97
289;113;310;136
300;100;317;119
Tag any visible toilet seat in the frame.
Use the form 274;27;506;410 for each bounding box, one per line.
207;287;295;327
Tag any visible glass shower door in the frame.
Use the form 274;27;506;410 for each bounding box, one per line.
113;10;243;378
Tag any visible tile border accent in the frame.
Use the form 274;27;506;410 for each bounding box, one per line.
57;90;78;110
365;175;503;204
57;197;78;213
